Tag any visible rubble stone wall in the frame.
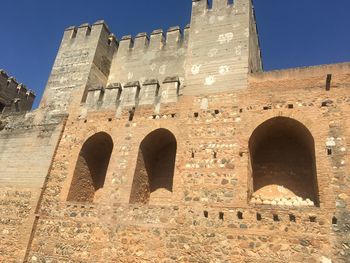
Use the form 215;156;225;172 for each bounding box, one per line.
25;64;350;262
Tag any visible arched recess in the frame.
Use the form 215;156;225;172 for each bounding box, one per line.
67;132;113;202
249;117;319;206
129;128;177;204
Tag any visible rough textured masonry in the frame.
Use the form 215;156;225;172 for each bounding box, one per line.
0;0;349;262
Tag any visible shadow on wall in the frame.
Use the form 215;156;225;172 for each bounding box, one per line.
130;128;177;204
249;117;319;207
67;132;113;203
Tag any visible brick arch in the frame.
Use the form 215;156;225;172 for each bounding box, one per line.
249;116;319;206
67;132;113;202
129;128;177;204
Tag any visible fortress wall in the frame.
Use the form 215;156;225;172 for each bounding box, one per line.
24;67;350;262
250;62;350;81
0;112;66;262
0;70;35;112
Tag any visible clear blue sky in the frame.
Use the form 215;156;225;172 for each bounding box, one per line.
0;0;349;108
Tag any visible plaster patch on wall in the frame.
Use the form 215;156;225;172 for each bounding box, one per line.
128;72;134;80
326;137;336;147
219;66;229;75
159;65;167;75
191;65;202;75
232;23;240;29
150;63;156;71
208;48;218;58
200;98;209;110
161;90;168;99
209;16;216;25
205;76;216;86
244;28;249;38
320;257;332;263
218;33;234;44
235;46;242;56
218;16;225;21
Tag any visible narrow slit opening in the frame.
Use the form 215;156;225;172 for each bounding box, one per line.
332;216;338;225
327;148;332;156
289;214;296;222
256;213;262;221
129;108;135;122
309;216;317;223
326;74;332;91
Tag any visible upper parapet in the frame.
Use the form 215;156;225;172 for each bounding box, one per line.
107;24;189;91
63;20;118;48
116;25;189;55
41;0;258;112
0;69;35;114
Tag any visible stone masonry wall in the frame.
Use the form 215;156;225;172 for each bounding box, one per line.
0;112;66;262
24;63;350;262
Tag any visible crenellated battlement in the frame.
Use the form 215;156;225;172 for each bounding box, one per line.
85;75;181;115
0;69;35;113
63;21;114;43
116;25;189;55
41;0;259;114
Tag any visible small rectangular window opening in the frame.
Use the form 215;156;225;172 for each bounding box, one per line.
214;110;220;115
263;106;271;110
219;212;224;220
194;112;199;118
332;216;338;225
289;214;296;222
326;74;332;91
237;211;243;220
129;108;135;122
273;214;280;222
309;216;317;223
288;104;294;109
204;211;209;218
191;150;195;158
171;113;176;118
213;151;217;159
256;213;262;221
327;148;332;156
